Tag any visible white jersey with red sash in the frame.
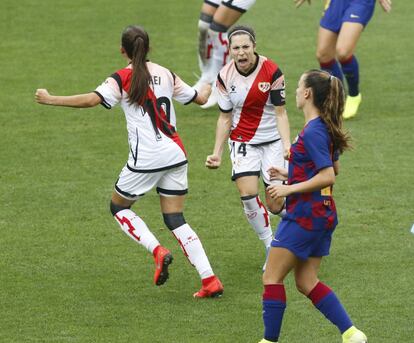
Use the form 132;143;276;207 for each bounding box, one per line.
216;54;286;145
95;62;197;172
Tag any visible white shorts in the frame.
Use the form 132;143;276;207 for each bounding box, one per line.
115;163;188;201
229;139;285;185
204;0;256;12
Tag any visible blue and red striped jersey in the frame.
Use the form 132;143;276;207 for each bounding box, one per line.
285;117;338;231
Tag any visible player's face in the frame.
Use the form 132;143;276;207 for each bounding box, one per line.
230;34;256;73
295;74;307;109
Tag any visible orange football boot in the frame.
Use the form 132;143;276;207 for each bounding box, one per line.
193;275;223;298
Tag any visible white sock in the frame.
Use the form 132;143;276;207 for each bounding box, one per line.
114;209;160;254
200;29;229;84
198;19;211;73
172;223;214;279
242;196;272;247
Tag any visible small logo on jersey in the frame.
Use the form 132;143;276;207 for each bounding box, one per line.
280;90;286;99
350;14;359;18
247;212;257;219
230;85;236;93
258;82;271;92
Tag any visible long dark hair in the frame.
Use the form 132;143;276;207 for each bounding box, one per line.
121;25;151;106
304;69;351;154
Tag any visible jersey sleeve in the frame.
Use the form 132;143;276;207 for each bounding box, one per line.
303;126;333;171
94;75;122;109
172;73;197;105
270;68;286;106
217;73;233;113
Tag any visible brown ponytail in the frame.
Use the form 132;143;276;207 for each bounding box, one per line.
121;25;151;106
304;70;351;154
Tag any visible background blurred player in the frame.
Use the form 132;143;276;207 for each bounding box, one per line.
206;25;290;267
195;0;256;108
35;25;223;298
295;0;392;119
258;70;366;343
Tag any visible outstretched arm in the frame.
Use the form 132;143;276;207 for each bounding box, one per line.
35;89;102;108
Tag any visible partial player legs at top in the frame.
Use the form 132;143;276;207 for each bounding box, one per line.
195;0;256;108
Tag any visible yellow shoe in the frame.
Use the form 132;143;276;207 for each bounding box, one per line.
342;326;367;343
343;93;362;119
258;339;277;343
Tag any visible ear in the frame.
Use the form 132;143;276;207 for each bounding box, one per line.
304;88;311;99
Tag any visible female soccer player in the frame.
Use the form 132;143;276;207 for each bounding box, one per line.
295;0;392;119
35;25;223;298
195;0;256;108
205;25;291;266
258;70;366;343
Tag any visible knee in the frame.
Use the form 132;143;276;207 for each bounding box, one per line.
295;277;315;296
316;49;333;64
336;46;352;63
110;201;130;216
266;197;284;215
163;212;186;231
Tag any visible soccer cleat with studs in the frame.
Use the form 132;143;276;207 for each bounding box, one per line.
193;275;223;298
153;246;173;286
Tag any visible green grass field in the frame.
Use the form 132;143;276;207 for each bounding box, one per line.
1;0;413;342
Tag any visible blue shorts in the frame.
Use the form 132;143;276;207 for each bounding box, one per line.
320;0;376;33
271;219;334;260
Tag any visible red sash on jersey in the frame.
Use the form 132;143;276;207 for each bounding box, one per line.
230;61;278;142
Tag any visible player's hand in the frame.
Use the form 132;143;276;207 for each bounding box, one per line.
294;0;311;8
283;145;291;160
267;184;291;199
35;89;52;104
267;166;288;181
378;0;391;13
205;154;221;169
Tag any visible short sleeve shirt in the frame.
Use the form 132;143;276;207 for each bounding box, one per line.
285;117;338;231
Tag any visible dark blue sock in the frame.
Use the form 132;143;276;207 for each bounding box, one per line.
262;284;286;342
308;282;353;334
340;55;360;96
320;59;344;82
